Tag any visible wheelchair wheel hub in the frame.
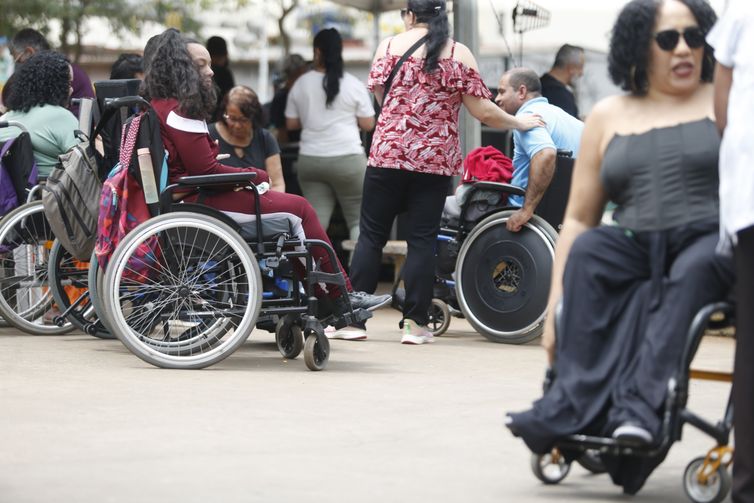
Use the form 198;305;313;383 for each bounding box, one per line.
492;259;521;293
177;286;191;298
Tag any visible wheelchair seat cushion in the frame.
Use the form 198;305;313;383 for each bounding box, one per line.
221;210;305;242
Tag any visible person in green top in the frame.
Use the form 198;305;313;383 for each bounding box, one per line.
0;51;78;176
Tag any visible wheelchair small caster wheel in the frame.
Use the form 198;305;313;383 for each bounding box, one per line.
304;333;329;371
276;318;304;359
427;298;451;336
53;316;66;327
531;449;570;485
576;449;607;474
683;456;732;503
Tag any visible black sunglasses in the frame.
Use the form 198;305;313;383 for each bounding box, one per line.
654;27;706;51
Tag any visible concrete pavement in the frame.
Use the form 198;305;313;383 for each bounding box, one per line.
0;306;735;503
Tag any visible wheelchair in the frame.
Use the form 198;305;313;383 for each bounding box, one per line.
396;151;573;344
97;99;370;371
529;301;735;503
0;120;79;335
0;87;155;338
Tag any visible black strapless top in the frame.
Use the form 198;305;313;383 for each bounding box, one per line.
600;118;720;231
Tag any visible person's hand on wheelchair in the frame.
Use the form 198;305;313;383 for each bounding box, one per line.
506;208;533;232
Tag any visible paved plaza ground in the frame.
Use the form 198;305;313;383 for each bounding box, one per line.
0;302;735;503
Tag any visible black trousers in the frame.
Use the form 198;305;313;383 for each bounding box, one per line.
350;167;449;326
734;226;754;503
508;221;734;493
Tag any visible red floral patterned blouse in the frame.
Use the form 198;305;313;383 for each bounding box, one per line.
367;40;493;176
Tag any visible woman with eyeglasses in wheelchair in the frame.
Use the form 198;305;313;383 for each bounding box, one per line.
505;0;734;494
141;30;390;334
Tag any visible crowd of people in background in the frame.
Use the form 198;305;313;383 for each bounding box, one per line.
0;0;752;500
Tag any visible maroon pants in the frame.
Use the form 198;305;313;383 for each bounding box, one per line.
193;188;352;298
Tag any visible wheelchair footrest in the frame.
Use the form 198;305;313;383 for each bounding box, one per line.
328;308;372;330
307;271;347;287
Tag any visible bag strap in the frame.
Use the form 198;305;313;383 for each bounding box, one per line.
119;114;142;168
378;35;429;117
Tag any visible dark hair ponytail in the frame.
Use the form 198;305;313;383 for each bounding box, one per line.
408;0;450;73
313;28;343;106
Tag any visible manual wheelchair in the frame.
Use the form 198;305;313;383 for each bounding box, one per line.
96;98;370;371
528;301;736;503
394;150;573;344
0;90;134;337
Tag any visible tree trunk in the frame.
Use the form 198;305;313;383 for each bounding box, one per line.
60;0;72;56
277;0;299;57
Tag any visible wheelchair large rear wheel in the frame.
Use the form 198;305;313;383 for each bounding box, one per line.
0;201;74;334
455;211;556;344
102;212;262;369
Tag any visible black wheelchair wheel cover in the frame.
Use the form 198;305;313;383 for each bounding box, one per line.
456;211;555;343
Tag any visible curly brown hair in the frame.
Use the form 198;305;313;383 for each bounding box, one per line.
141;29;216;120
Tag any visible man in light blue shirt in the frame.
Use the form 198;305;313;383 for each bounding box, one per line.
495;67;584;231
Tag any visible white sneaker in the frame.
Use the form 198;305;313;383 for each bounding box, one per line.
327;326;367;340
400;320;434;345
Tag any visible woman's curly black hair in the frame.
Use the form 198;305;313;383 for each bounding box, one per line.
220;85;264;130
5;51;71;113
141;29;216;120
608;0;717;96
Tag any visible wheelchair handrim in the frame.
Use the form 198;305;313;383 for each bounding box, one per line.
104;213;261;367
455;211;555;339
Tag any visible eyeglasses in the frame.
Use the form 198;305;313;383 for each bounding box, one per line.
223;113;250;124
400;8;409;17
654;27;706;51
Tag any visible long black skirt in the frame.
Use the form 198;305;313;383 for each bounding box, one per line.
506;219;734;493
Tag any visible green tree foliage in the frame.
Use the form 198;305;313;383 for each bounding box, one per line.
0;0;246;61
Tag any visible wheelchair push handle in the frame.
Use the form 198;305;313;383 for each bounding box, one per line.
0;121;29;133
102;95;151;110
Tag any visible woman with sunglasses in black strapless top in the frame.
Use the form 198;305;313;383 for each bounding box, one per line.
505;0;735;495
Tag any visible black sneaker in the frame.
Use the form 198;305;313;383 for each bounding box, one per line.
348;291;392;312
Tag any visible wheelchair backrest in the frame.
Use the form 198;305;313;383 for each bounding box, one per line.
117;97;166;218
535;151;574;231
93;79;142;175
0;129;38;215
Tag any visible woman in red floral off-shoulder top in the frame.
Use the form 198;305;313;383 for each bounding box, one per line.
350;0;543;345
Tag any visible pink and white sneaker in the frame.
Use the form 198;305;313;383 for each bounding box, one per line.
400;320;434;345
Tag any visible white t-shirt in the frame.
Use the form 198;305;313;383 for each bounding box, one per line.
285;70;374;157
707;0;754;253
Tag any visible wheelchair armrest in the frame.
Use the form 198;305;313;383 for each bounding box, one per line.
557;149;573;158
177;172;257;189
468;181;526;198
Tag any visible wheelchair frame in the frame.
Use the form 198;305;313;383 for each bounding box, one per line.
97;101;369;371
530;301;735;503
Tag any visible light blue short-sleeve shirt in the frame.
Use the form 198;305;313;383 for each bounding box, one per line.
509;97;584;207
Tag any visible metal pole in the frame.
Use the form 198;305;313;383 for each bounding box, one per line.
258;3;270;102
454;0;481;164
373;5;381;53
